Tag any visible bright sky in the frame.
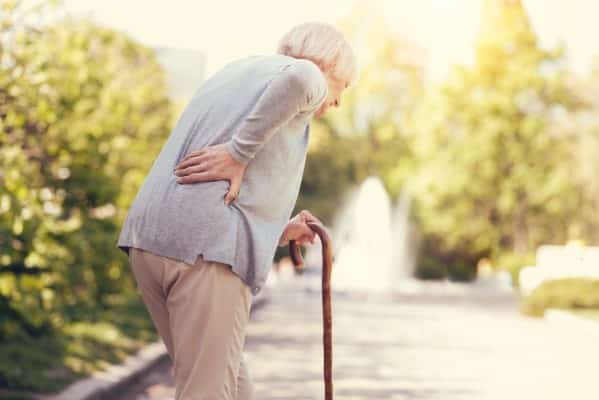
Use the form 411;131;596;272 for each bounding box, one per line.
60;0;599;81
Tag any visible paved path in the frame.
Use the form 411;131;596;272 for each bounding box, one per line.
116;278;599;400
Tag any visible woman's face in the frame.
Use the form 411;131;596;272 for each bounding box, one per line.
314;73;349;118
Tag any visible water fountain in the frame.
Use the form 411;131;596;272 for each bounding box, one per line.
304;176;417;293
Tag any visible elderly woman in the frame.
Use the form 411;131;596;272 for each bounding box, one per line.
116;22;357;399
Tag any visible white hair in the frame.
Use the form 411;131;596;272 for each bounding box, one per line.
276;22;358;87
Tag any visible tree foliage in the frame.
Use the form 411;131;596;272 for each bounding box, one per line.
0;0;172;340
407;0;587;278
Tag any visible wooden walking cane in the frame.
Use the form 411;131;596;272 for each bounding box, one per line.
288;220;334;400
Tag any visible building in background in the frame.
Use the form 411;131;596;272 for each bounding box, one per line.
152;46;206;100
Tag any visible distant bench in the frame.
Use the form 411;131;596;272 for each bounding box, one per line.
519;245;599;295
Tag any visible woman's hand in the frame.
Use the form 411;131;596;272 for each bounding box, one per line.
278;210;323;247
174;143;247;205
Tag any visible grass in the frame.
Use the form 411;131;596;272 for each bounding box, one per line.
0;293;158;399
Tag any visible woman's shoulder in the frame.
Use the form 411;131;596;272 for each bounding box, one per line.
230;54;324;84
282;58;328;111
281;57;326;86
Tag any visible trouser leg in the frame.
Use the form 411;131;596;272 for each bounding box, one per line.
165;254;253;400
235;353;255;400
128;247;176;360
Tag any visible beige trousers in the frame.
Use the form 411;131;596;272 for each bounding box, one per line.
128;247;254;400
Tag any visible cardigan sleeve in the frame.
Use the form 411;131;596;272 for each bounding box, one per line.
225;59;328;165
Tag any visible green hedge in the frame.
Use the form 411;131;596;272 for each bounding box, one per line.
520;278;599;317
1;1;172;393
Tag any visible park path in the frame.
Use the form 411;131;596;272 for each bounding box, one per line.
115;277;599;400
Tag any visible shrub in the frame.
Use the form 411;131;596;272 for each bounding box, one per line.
520;278;599;317
415;256;447;280
1;2;171;392
447;261;477;282
1;2;171;340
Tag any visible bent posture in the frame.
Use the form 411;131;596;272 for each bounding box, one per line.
116;22;357;400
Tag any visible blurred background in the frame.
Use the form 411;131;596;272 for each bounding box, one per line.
2;0;599;399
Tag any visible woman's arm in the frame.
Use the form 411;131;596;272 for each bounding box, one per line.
174;59;327;204
225;59;328;165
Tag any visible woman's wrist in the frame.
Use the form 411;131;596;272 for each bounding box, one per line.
278;236;289;247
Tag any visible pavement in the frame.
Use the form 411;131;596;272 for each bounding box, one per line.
110;275;599;400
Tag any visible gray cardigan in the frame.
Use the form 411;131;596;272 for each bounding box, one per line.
116;54;328;295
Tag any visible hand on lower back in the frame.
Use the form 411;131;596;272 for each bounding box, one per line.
174;143;246;205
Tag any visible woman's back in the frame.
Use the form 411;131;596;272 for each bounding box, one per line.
116;53;327;295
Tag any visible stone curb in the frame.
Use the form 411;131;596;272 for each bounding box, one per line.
36;288;270;400
544;309;599;338
38;341;169;400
